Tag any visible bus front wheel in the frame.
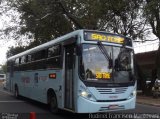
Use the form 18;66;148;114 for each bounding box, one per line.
49;94;58;113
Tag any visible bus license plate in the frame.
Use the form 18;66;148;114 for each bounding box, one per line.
108;105;119;109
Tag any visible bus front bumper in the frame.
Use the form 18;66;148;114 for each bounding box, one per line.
76;96;136;113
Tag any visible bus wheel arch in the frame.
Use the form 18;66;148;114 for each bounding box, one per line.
14;84;19;98
47;88;59;113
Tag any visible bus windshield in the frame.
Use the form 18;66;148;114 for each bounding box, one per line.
79;44;134;83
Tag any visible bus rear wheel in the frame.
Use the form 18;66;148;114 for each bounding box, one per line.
49;94;59;113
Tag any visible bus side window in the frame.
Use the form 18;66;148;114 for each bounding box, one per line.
27;55;32;62
28;50;46;70
20;56;28;71
37;50;46;69
47;45;61;69
19;57;21;65
21;56;26;64
33;52;41;61
10;60;14;77
31;53;35;61
31;50;46;61
15;58;19;66
14;58;19;71
48;45;61;57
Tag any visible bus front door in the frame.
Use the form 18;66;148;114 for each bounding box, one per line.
64;44;75;110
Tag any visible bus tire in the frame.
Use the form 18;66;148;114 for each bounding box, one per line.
48;93;59;113
14;86;19;99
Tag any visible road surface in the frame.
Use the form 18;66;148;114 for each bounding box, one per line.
0;87;159;119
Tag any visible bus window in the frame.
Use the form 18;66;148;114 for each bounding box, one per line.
48;45;61;57
10;61;14;77
19;58;22;65
32;50;46;61
21;56;26;64
80;44;134;83
15;58;19;66
26;54;32;63
47;45;61;69
14;58;20;71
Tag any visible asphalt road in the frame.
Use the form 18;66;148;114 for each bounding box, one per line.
0;87;159;119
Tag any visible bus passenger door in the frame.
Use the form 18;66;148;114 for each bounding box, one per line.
64;43;75;110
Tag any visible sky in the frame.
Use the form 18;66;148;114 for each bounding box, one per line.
0;1;30;65
0;40;15;64
0;1;17;65
0;1;159;65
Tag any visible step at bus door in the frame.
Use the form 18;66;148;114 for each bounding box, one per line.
64;44;75;110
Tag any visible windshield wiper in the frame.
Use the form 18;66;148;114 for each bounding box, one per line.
115;37;128;71
97;41;112;69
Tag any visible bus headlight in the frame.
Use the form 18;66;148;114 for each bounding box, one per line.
79;86;96;101
128;89;136;99
80;91;91;98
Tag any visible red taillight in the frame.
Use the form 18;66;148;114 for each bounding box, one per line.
49;73;56;79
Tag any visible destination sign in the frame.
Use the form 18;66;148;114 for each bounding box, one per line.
96;72;111;79
85;32;125;44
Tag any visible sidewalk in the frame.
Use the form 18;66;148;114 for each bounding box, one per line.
137;94;160;107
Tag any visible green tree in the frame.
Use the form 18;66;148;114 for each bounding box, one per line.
1;63;7;74
7;0;74;45
7;0;146;45
7;46;26;58
145;0;160;39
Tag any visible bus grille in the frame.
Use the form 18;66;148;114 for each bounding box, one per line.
96;87;128;94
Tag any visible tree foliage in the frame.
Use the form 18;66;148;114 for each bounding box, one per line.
144;0;160;39
6;46;25;58
7;0;146;46
1;63;7;73
8;0;74;43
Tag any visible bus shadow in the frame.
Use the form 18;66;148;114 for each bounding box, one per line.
14;96;49;110
13;96;90;118
12;96;118;119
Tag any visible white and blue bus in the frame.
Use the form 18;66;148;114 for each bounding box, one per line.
7;30;136;113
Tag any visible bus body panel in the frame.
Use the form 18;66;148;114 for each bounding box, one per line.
76;79;136;113
12;69;63;107
77;95;136;113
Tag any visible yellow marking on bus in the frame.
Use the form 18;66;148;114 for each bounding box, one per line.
91;33;124;44
96;72;111;79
